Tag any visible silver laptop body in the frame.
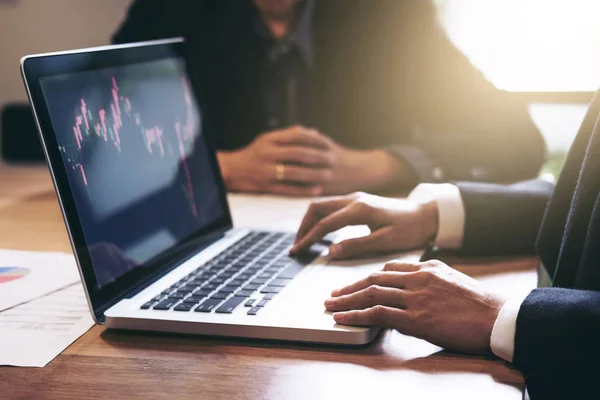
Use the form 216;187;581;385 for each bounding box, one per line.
21;38;418;345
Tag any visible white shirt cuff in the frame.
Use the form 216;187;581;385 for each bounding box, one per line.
490;292;530;362
408;183;465;249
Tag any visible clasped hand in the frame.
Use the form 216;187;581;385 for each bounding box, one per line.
218;126;400;196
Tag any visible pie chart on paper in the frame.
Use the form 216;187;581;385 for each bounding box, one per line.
0;266;31;284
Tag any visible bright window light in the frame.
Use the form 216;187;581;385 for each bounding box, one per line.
437;0;600;92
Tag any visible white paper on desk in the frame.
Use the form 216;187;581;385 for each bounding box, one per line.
0;283;94;367
0;249;80;312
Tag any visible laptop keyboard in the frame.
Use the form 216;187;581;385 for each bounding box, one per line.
140;231;317;315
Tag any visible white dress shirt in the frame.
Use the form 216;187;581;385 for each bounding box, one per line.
409;183;529;363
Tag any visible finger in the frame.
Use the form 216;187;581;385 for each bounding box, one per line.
269;183;323;197
270;126;332;149
330;271;410;297
279;165;332;184
293;195;357;246
292;202;368;254
327;228;392;260
383;261;422;273
324;285;406;311
273;146;333;167
333;305;408;329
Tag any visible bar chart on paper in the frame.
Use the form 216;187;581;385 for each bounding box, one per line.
0;250;80;313
0;266;30;284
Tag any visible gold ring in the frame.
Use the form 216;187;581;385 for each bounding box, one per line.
275;164;285;182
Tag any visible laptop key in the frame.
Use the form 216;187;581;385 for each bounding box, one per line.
267;279;288;287
219;285;238;294
140;301;155;309
263;293;276;300
182;296;204;304
174;303;194;312
211;293;228;300
202;283;219;290
260;286;281;294
194;298;223;312
215;296;245;313
234;290;254;297
153;299;179;310
277;261;306;279
256;299;269;307
247;306;261;315
251;278;269;285
228;279;245;286
271;261;289;268
168;292;186;299
184;273;197;280
194;289;213;297
242;284;260;291
245;299;256;307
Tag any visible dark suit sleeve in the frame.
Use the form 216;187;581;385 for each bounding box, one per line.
454;179;553;256
388;1;546;184
513;288;600;399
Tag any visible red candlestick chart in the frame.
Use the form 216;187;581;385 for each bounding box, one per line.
61;76;199;217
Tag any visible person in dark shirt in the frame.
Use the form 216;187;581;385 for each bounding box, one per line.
113;0;545;196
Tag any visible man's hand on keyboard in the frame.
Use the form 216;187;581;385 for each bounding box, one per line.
290;192;439;260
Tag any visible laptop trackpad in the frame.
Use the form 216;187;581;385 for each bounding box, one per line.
265;250;422;327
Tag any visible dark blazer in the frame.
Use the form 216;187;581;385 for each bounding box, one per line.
112;0;545;184
453;91;600;398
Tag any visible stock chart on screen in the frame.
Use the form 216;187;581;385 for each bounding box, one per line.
58;69;198;218
39;58;225;284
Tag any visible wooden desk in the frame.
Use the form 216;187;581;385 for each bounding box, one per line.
0;167;536;400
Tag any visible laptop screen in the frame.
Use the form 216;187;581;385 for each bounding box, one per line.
39;56;226;289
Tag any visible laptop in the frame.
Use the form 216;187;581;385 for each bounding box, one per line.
21;38;407;345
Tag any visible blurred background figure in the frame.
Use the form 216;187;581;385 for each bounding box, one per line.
112;0;544;196
1;0;598;195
